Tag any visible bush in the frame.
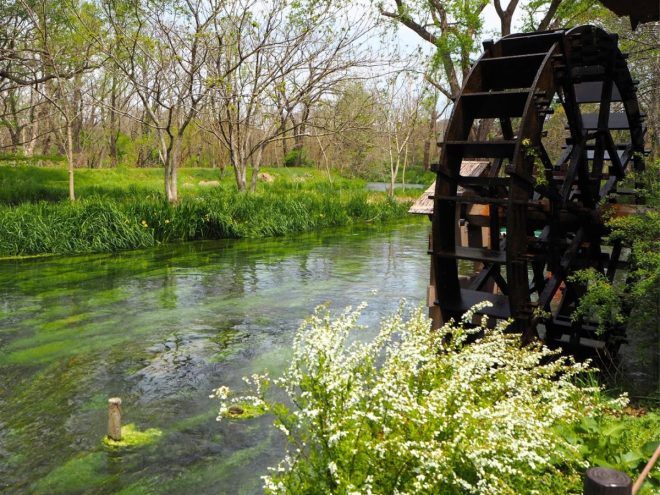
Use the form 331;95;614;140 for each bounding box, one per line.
211;303;624;494
568;210;660;379
284;147;314;168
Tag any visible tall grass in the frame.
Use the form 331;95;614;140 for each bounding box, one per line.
0;190;409;257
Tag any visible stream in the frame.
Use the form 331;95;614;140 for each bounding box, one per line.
0;219;432;494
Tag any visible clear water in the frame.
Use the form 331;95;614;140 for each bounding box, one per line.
365;182;427;192
0;219;432;494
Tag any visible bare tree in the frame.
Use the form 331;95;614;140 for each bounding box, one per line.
97;0;218;202
12;0;101;200
203;0;377;192
380;73;422;195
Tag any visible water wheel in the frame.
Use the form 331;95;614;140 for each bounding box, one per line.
430;26;646;355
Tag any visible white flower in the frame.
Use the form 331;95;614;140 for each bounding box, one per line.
211;302;615;494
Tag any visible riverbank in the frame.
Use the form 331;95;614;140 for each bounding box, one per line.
0;166;417;257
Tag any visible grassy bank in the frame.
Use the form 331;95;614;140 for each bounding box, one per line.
0;165;369;205
0;166;413;257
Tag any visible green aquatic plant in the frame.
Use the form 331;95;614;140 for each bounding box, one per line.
102;423;163;448
219;399;268;420
31;452;115;494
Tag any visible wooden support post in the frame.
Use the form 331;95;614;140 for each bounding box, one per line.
584;467;632;495
108;397;122;441
428;232;442;329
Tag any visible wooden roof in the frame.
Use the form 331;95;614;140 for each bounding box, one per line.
409;160;489;215
598;0;659;28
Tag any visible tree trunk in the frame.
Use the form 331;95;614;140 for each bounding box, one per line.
402;142;409;190
159;131;179;203
423;104;438;171
234;163;247;192
164;159;178;203
292;103;310;166
24;87;39;157
250;144;265;193
66;122;75;201
230;142;247;191
109;77;119;167
71;79;83;155
165;138;180;203
280;112;288;162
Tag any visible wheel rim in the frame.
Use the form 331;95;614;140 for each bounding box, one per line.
430;26;646;353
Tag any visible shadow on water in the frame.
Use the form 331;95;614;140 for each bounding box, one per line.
0;219;432;494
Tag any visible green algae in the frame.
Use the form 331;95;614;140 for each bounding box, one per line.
0;221;431;494
169;408;217;432
103;424;163;448
30;452;116;495
223;402;268;420
139;428;273;495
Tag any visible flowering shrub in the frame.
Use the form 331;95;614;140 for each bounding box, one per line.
211;303;623;494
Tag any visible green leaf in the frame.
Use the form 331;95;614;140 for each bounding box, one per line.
621;450;644;467
592;458;615;468
603;422;627;437
642;441;660;458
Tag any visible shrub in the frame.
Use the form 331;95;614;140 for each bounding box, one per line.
284;148;314;168
568;210;660;337
212;303;622;494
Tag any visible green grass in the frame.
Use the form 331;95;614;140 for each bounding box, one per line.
0;165;365;205
0;165;410;257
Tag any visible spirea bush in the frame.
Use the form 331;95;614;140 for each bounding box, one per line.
211;303;623;494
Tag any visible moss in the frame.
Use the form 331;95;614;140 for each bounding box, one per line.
148;431;273;494
31;452;115;494
102;423;163;448
222;402;268;420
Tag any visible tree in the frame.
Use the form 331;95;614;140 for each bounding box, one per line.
380;73;422;195
378;0;605;101
98;0;217;202
203;0;376;192
14;0;101;200
603;16;660;157
309;81;380;178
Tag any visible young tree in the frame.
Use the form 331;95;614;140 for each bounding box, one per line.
16;0;101;200
380;73;422;195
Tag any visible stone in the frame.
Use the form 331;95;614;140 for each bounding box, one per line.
198;180;220;187
257;172;274;183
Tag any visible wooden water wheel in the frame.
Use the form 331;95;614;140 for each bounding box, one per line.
429;25;646;354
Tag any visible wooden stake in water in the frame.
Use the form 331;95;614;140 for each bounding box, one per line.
108;397;122;441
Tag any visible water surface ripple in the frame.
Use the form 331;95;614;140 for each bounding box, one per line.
0;220;430;494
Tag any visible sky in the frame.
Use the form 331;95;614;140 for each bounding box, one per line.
387;1;529;55
372;0;533;113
